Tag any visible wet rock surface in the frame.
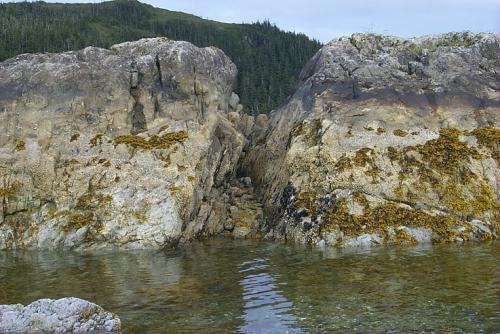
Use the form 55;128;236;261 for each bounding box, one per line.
0;297;121;333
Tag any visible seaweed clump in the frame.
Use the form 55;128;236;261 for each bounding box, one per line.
393;129;408;137
64;212;96;232
388;128;496;218
49;209;100;233
0;183;19;198
469;127;500;160
89;134;103;147
114;131;188;150
353;148;379;179
320;194;465;243
291;119;322;145
408;128;481;174
70;134;80;142
133;210;148;224
14;140;26;151
287;190;468;244
76;192;113;210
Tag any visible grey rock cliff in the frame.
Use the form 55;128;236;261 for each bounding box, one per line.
0;297;121;333
0;37;259;250
0;32;498;250
243;32;499;246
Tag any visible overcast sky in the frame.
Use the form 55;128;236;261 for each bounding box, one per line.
2;0;498;42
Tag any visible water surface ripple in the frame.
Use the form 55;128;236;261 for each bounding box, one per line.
239;257;304;333
0;240;498;333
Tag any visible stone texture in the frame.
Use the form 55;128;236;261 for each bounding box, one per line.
0;38;258;250
244;32;499;247
0;297;121;333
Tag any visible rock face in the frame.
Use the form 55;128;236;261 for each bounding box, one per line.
1;32;498;250
243;32;499;247
0;297;121;333
0;37;259;250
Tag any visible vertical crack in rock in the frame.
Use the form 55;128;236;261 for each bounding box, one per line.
153;96;162;120
155;54;163;88
352;78;360;99
192;65;207;119
129;68;147;134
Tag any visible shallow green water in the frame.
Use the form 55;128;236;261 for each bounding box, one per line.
1;240;499;333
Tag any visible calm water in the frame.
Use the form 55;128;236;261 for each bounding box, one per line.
0;240;499;333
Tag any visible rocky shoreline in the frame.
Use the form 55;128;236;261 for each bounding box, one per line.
0;32;498;250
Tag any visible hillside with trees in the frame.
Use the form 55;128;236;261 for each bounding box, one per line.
0;0;322;114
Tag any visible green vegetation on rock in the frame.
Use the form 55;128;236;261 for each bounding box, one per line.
404;32;477;54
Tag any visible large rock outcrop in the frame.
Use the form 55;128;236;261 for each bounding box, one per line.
244;32;499;247
0;38;261;250
1;32;498;251
0;297;121;333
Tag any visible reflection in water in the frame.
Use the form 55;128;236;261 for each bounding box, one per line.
0;240;498;333
239;258;304;334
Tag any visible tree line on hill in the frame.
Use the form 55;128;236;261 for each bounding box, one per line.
0;0;322;114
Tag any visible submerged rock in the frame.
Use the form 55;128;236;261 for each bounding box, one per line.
0;297;121;333
244;32;499;246
0;38;258;250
